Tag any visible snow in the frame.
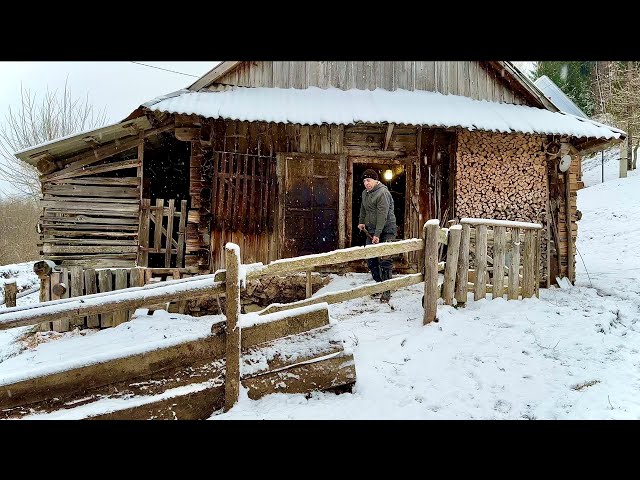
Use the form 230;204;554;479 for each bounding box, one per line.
2;164;640;419
460;218;542;229
240;302;331;329
0;262;39;309
145;87;624;140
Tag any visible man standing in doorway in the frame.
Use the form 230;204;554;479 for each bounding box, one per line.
357;169;397;303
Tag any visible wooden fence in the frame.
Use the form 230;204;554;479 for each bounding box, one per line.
0;216;544;410
35;263;194;332
137;198;188;268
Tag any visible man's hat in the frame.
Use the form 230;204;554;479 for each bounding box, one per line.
362;169;379;181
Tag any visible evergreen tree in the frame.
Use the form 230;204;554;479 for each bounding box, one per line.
532;61;596;116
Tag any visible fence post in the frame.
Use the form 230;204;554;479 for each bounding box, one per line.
455;224;471;305
224;243;242;411
306;271;312;299
4;280;17;308
423;220;440;325
442;225;462;305
474;225;488;301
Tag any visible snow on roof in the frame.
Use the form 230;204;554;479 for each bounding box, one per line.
534;75;588;119
144;86;624;140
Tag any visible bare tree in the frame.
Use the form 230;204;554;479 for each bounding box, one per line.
0;80;108;200
606;62;640;170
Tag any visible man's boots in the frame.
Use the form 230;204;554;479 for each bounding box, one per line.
380;267;392;303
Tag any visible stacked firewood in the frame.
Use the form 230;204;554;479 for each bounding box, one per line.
456;131;547;223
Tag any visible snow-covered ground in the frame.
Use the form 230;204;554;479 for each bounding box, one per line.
0;262;39;309
2;163;640;419
582;146;639;187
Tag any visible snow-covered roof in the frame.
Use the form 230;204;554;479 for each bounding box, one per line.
144;86;624;140
534;75;588;119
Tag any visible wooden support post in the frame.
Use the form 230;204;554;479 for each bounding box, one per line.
306;271;312;299
4;280;17;308
455;224;471;305
423;220;440;325
546;209;551;289
442;225;462;305
522;229;535;298
508;228;521;300
474;225;488;301
564;171;575;284
492;226;506;300
224;243;241;411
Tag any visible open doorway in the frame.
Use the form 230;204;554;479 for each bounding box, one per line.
351;163;406;247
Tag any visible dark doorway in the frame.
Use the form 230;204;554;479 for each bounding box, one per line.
351;164;406;247
143;133;191;268
143;132;190;204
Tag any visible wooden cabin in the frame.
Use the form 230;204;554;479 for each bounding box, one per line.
16;61;625;285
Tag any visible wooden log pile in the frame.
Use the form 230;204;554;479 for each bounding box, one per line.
455;131;547;223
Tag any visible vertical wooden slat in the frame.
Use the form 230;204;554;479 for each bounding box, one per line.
176;200;187;267
492;226;506;299
165;199;175;267
455;224;471;304
224;243;241;412
442;225;462;305
69;266;85;328
522;229;536;298
4;280;16;308
84;268;99;327
49;273;67;332
138;198;150;267
508;228;521;300
240;153;249;232
423;220;440;324
262;157;271;234
113;269;128;326
154;198;164;253
217;152;228;228
129;266;145;318
232;153;242;231
211;152;220;229
98;269;113;327
474;225;488;301
38;275;51;331
306;270;313;299
137;132;144;202
257;155;265;233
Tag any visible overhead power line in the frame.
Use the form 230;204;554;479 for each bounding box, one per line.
130;62;199;78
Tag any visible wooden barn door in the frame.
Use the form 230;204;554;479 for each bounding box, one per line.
281;153;340;258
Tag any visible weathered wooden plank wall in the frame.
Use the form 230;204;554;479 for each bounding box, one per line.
208;61;529;105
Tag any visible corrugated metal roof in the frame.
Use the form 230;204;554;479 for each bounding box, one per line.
533;75;588;119
144;86;624;140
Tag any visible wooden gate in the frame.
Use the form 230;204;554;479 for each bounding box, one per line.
137;198;187;268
